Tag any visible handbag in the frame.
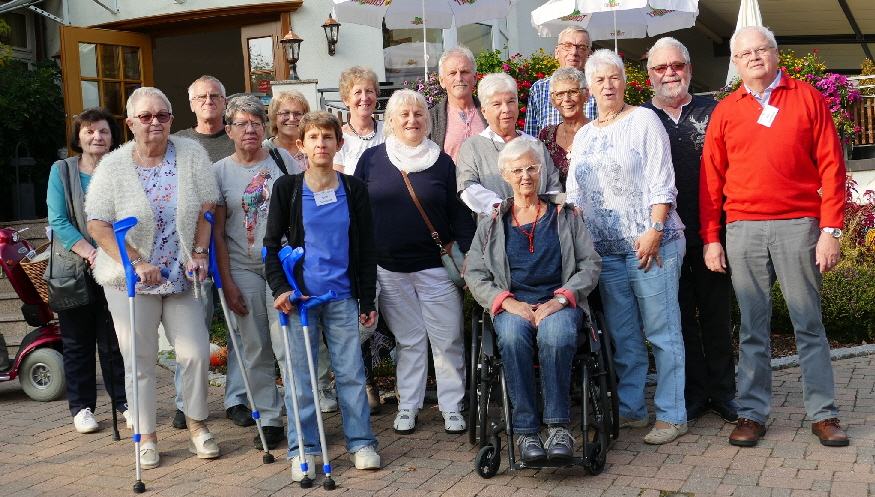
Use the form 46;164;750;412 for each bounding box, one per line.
45;234;94;312
399;170;466;287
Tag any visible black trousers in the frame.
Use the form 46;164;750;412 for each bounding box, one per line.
678;244;736;408
57;284;127;417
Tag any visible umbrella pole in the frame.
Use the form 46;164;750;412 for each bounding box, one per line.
614;10;618;53
422;0;427;81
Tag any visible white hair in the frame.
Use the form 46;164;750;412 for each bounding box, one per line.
439;46;476;77
549;67;587;93
498;139;544;171
383;89;432;137
126;87;172;118
648;37;690;64
477;73;518;106
557;26;591;44
584;49;626;87
729;26;777;55
187;75;227;100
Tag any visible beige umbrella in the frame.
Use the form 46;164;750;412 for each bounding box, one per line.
726;0;764;84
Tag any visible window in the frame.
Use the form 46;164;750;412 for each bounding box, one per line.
0;12;32;66
383;26;443;85
457;23;491;58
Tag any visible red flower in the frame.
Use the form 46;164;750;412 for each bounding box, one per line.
645;79;651;86
536;72;545;78
795;67;801;73
516;118;525;129
813;49;819;53
520;106;527;113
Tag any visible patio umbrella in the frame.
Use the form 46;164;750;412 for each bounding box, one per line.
532;0;698;53
726;0;764;84
332;0;518;79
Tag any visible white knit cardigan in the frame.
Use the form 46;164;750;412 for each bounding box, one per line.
84;136;220;287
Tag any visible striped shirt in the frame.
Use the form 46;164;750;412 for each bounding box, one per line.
524;76;597;137
566;107;684;255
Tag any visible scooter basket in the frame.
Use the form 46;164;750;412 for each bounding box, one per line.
19;242;50;304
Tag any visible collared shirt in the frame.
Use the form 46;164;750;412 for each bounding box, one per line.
524;76;597;137
444;105;486;163
744;70;783;106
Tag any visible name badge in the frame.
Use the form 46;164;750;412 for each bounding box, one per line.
314;189;337;206
757;104;778;127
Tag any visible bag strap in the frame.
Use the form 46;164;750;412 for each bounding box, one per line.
400;170;447;255
269;148;289;175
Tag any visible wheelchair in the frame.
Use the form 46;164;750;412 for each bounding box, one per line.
467;301;619;478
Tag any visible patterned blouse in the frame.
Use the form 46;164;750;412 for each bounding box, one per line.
538;124;570;188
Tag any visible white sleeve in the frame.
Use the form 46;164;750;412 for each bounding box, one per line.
461;184;503;217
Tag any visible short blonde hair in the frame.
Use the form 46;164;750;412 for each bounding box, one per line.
383;89;431;137
339;66;379;101
268;90;310;136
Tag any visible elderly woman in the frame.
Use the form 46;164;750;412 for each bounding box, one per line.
213;95;302;451
456;73;562;217
538;67;590;187
465;139;601;463
47;108;129;434
86;87;220;468
334;66;386;176
353;89;476;435
264;90;310;170
566;49;687;445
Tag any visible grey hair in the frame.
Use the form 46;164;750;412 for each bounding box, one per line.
126;87;172;118
187;75;227;100
439;46;476;77
557;26;590;43
224;94;268;124
549;67;587;93
498;139;545;171
382;89;432;137
729;26;777;55
585;49;626;87
477;73;518;106
648;37;690;64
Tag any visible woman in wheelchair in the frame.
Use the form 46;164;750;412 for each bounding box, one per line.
464;139;601;464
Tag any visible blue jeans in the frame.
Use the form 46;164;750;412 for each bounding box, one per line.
278;297;376;457
598;238;686;425
726;218;838;424
494;306;583;434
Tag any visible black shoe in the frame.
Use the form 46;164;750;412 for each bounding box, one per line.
226;404;256;427
709;398;740;424
254;426;285;450
516;433;547;464
686;401;710;422
545;426;574;462
172;409;187;429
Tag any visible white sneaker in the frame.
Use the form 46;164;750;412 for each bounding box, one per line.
73;408;99;434
290;454;317;482
350;445;381;470
122;410;134;430
139;442;160;470
319;388;339;413
393;409;419;435
442;411;466;434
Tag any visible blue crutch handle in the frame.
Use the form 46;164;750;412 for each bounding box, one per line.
278;246;305;301
113;217;139;297
203;212;222;289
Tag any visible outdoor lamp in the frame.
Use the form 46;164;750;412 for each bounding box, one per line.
322;14;341;56
279;29;304;80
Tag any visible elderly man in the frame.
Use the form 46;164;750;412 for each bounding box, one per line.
170;76;251;432
429;46;487;162
700;26;848;447
641;38;738;425
524;26;596;137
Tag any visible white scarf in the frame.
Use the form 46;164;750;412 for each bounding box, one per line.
385;134;441;173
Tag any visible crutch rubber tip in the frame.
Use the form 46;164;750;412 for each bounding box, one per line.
299;477;313;489
112;431;121;441
263;453;275;464
323;478;336;490
133;481;146;493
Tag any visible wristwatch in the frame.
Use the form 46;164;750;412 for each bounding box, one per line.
650;221;665;232
554;295;569;307
821;228;842;238
192;246;208;255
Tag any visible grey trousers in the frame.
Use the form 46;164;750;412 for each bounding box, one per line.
726;218;838;424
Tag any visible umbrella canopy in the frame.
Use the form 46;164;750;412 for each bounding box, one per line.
726;0;764;84
332;0;518;30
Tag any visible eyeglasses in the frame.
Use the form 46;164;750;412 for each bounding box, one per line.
733;46;775;60
192;93;225;103
276;111;305;120
551;88;582;100
507;164;541;177
648;62;688;74
135;112;172;124
558;42;590;53
230;121;265;131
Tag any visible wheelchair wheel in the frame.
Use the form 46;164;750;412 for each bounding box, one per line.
475;443;501;479
582;355;610;476
468;310;482;446
595;310;620;440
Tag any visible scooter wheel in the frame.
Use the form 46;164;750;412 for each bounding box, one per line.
20;348;66;402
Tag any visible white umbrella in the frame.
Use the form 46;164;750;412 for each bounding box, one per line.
726;0;764;84
532;0;698;52
332;0;518;79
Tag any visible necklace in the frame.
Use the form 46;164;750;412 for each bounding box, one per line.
510;198;541;253
348;117;378;141
562;123;572;159
597;103;626;124
135;147;163;168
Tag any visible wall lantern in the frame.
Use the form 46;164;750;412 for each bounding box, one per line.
322;14;341;56
279;29;304;80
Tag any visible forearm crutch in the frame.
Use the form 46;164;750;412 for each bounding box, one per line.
203;212;275;464
112;217;168;494
278;246;337;491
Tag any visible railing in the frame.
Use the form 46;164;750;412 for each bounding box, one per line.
849;76;875;147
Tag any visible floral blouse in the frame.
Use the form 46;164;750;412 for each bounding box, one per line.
538;124;569;188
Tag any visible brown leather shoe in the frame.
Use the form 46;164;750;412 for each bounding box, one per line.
729;417;767;447
811;418;849;447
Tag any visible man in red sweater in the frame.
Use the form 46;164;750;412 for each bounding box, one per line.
699;26;848;448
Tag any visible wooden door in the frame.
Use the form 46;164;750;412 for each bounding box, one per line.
240;17;288;94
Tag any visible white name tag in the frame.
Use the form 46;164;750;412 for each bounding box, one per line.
314;189;337;206
757;104;778;127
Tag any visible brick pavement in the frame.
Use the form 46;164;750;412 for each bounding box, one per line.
1;354;873;496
